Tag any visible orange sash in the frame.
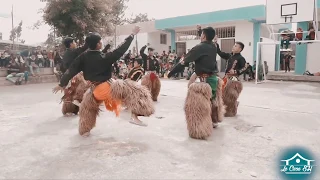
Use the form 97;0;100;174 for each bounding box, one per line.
93;82;121;116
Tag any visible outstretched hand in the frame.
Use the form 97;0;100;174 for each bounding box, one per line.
52;85;64;94
132;26;141;35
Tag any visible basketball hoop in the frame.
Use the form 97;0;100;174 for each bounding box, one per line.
282;15;293;23
280;3;297;23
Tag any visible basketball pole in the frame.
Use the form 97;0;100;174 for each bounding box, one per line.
314;0;318;40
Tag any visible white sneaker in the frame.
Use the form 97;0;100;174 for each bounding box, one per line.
72;100;81;106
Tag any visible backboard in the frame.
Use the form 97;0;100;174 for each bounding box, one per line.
266;0;315;25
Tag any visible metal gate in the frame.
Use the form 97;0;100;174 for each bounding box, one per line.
220;38;235;72
176;42;186;57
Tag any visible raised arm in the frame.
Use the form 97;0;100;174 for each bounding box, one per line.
104;35;134;63
104;26;140;64
216;43;231;60
140;45;147;60
183;44;202;64
59;54;83;87
102;44;111;53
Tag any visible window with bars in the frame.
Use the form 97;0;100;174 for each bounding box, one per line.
160;34;167;44
176;26;235;41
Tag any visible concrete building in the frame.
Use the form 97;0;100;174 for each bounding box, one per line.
106;4;320;74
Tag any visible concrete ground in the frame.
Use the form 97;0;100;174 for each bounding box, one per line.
0;80;319;179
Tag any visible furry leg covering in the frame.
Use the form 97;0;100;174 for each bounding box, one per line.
211;78;226;123
111;79;154;116
79;90;101;135
184;83;213;139
141;73;161;101
73;81;91;102
61;73;86;115
62;102;79;115
223;80;243;117
187;72;197;88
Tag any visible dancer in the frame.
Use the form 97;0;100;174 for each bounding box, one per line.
126;58;147;126
140;45;161;101
216;38;246;117
59;36;89;115
168;27;225;140
53;26;154;136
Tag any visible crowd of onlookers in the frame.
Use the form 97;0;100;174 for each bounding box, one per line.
280;26;316;50
0;45;63;85
114;49;195;80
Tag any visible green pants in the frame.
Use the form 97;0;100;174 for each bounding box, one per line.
205;76;218;99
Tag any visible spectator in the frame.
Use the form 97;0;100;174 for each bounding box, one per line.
280;30;291;50
304;71;320;76
306;27;315;40
36;51;44;67
48;50;54;67
0;53;8;68
283;52;292;73
28;54;40;76
119;60;128;79
243;63;254;81
43;54;50;67
6;55;27;85
295;28;303;41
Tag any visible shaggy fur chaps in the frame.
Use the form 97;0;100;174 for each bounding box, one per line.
61;73;88;115
188;73;226;124
141;73;161;101
78;79;155;136
211;78;226;123
111;79;155;116
62;102;79;115
79;90;101;136
223;79;243;117
184;83;213;139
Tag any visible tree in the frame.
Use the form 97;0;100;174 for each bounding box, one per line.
9;21;23;43
126;13;154;24
41;0;128;43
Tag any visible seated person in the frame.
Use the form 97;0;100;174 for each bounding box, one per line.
304;70;320;76
28;55;40;77
6;57;28;85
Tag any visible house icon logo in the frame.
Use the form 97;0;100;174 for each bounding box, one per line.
278;146;316;180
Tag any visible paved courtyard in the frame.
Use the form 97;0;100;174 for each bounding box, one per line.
0;80;319;179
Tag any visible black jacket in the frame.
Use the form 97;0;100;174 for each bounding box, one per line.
59;35;134;87
183;41;219;75
61;43;88;73
140;45;160;73
216;43;246;75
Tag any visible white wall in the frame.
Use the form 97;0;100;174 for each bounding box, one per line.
235;21;254;64
147;31;171;53
104;33;148;55
260;37;276;71
185;40;199;52
306;41;320;73
104;31;171;55
260;24;271;38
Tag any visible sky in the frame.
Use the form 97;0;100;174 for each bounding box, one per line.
0;0;266;45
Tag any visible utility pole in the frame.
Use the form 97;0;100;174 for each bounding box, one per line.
11;4;14;50
53;26;56;47
114;25;117;47
135;35;138;55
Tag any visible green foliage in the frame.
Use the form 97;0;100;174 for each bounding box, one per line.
126;13;154;24
9;21;23;42
42;0;128;43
